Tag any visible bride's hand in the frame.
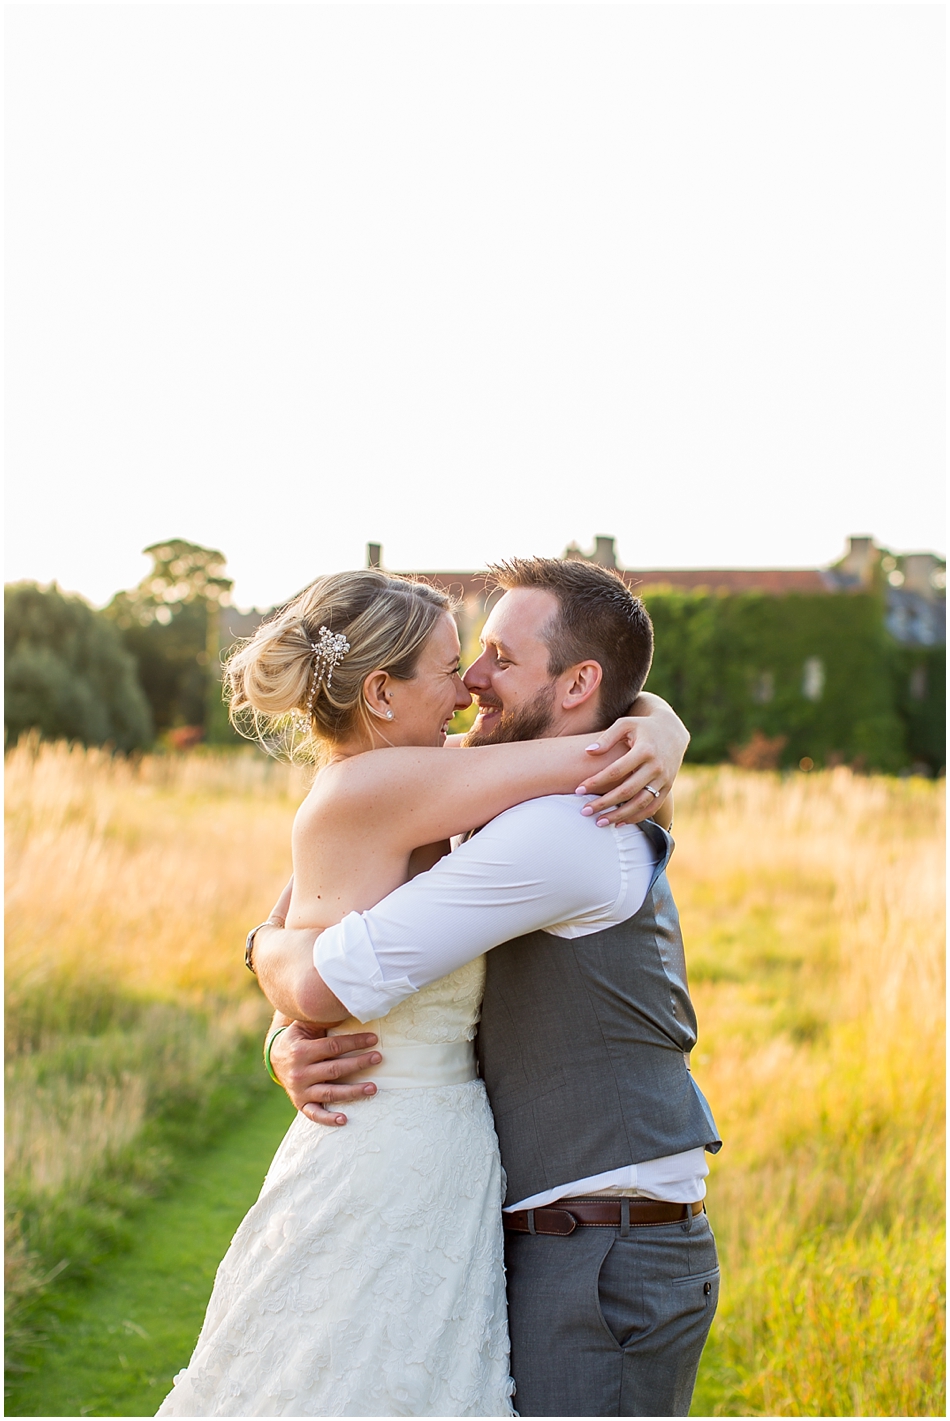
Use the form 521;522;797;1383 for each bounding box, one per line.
269;1021;383;1127
268;875;294;924
574;693;689;827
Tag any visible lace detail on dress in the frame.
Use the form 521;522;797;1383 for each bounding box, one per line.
374;955;484;1044
157;959;514;1418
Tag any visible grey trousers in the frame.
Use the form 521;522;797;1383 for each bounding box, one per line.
504;1208;719;1417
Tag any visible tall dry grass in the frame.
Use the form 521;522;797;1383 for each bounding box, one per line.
5;738;306;1361
6;736;310;1007
5;742;944;1413
671;768;945;1416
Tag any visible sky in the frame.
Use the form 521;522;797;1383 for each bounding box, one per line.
5;3;945;612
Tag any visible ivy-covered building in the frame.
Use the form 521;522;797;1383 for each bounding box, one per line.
215;535;943;773
386;534;945;775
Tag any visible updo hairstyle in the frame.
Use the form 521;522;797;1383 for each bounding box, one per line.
225;570;452;759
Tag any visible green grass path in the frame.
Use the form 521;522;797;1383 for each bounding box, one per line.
8;1090;296;1419
10;1087;724;1418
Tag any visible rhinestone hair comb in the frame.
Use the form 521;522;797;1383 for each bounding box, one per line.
305;625;351;714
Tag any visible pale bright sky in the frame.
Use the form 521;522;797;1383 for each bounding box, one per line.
5;3;945;611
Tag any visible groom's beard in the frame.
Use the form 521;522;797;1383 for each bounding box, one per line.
463;683;558;747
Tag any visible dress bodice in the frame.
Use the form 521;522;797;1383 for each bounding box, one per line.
328;956;485;1089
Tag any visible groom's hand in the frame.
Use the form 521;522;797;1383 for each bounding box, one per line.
269;1021;383;1127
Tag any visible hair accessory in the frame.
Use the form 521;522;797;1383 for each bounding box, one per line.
306;625;351;714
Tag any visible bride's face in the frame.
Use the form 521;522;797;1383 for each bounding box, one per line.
380;612;472;748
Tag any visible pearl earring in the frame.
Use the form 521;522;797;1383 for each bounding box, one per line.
386;710;394;720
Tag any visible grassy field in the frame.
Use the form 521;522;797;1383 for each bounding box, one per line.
5;740;945;1415
10;1089;296;1418
4;739;304;1382
676;768;945;1416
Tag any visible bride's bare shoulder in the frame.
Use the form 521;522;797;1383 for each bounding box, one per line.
295;748;410;822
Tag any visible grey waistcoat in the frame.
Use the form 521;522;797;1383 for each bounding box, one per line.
476;819;721;1206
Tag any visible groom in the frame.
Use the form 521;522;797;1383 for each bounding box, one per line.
256;557;721;1417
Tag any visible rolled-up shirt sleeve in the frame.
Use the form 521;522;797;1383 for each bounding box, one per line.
314;794;656;1022
313;915;417;1023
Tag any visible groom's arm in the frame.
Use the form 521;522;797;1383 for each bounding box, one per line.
254;690;683;981
260;793;660;1026
255;806;590;1116
254;932;349;1023
256;691;686;1015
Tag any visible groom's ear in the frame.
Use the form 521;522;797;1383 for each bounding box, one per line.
559;660;603;712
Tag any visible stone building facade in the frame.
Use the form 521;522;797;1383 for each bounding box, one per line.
221;534;945;653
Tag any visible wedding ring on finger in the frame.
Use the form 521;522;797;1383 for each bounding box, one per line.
645;784;661;799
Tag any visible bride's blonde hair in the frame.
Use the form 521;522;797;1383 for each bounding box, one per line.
225;570;451;759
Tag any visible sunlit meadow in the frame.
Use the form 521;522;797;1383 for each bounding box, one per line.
4;739;305;1368
5;740;945;1414
673;769;945;1416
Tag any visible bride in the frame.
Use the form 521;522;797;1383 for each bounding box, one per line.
157;568;676;1418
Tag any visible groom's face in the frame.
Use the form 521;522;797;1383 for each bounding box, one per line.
463;588;562;746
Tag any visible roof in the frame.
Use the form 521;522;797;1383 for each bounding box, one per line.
406;567;835;598
619;568;833;594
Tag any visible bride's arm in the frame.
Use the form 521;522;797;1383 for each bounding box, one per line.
318;698;686;852
575;691;685;826
317;735;611;852
440;693;682;823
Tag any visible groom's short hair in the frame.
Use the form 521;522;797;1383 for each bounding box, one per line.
486;557;654;727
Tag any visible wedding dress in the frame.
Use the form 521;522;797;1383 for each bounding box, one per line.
156;955;514;1418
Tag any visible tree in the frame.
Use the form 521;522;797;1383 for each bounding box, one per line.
5;582;153;751
104;539;234;739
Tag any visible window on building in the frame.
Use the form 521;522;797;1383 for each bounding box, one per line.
802;657;825;702
909;665;927;701
751;672;774;704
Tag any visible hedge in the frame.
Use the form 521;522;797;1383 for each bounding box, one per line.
890;644;945;772
641;589;941;772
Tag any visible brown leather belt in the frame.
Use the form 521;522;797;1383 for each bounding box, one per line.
503;1197;705;1237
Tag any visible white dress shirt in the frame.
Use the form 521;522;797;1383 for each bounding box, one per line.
315;795;709;1208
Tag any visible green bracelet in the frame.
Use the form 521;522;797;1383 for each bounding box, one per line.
264;1025;291;1084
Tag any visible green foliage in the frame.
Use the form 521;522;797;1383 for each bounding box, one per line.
641;590;912;771
105;539;234;740
4;983;271;1376
4;583;153;751
6;1091;294;1419
890;644;946;772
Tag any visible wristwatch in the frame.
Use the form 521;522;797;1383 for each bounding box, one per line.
244;916;285;974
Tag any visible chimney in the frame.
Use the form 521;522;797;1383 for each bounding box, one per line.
366;543;382;569
902;553;941;600
841;535;878;588
593;536;618;569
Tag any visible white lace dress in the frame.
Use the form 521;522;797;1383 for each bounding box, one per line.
156;957;514;1418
